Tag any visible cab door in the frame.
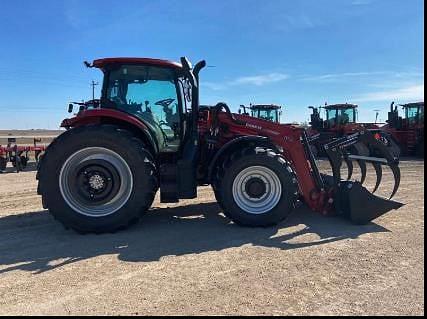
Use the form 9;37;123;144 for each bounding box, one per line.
105;64;182;152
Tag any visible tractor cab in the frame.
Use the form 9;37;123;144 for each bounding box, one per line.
239;104;282;123
388;101;424;130
309;103;358;130
67;58;206;156
95;59;190;152
403;102;424;127
324;103;357;128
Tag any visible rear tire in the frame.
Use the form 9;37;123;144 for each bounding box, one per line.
214;147;298;227
38;125;158;233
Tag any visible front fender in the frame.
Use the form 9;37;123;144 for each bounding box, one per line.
207;135;278;182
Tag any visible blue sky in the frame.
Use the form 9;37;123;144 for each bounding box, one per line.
0;0;423;129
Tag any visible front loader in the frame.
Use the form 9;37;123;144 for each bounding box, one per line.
37;57;403;233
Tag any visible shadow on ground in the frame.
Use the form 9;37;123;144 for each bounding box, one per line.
0;202;389;274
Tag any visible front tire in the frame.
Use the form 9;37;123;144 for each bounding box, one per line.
214;147;298;227
38;125;158;233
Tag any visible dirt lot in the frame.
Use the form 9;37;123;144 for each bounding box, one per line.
0;160;424;315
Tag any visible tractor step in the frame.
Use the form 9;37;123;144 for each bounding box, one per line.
159;164;179;203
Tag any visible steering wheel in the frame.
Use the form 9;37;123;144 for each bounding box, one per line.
155;121;170;144
155;98;175;109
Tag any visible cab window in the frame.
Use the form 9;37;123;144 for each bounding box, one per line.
105;65;181;152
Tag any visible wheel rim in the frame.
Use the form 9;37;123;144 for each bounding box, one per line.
232;166;282;214
59;147;133;217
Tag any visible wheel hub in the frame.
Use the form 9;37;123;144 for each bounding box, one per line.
59;147;133;217
88;174;106;190
232;166;282;215
73;161;121;205
245;177;267;198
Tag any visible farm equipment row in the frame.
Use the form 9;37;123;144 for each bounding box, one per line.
240;101;423;159
35;56;403;234
307;103;403;159
0;138;46;173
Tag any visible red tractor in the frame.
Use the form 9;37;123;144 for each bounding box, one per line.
36;57;402;233
239;104;282;123
308;103;400;159
382;101;424;157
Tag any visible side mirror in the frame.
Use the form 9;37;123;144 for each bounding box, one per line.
68;103;74;113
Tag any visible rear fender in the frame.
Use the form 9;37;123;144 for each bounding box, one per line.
61;109;159;155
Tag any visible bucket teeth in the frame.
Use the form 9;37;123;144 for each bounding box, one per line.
357;159;367;184
344;155;353;180
390;164;400;199
372;162;382;193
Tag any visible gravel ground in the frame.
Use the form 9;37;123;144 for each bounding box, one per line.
0;160;424;315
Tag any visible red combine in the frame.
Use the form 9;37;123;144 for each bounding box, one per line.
382;101;424;157
36;57;402;233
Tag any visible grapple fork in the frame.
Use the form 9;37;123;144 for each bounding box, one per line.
323;130;403;224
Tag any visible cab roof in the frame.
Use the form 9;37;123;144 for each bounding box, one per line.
324;103;358;110
92;57;183;70
401;102;424;109
250;104;282;110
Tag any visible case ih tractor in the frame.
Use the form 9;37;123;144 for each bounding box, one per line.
36;57;402;233
383;102;424;157
239;104;282;123
308;103;400;159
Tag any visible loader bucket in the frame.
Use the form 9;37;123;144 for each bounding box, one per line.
334;181;403;224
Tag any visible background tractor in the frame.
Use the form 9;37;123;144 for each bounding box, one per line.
308;103;400;159
37;57;402;234
239;104;282;123
383;101;424;157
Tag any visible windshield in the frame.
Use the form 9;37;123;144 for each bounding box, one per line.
405;106;423;125
104;65;181;152
252;108;278;122
326;108;356;126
